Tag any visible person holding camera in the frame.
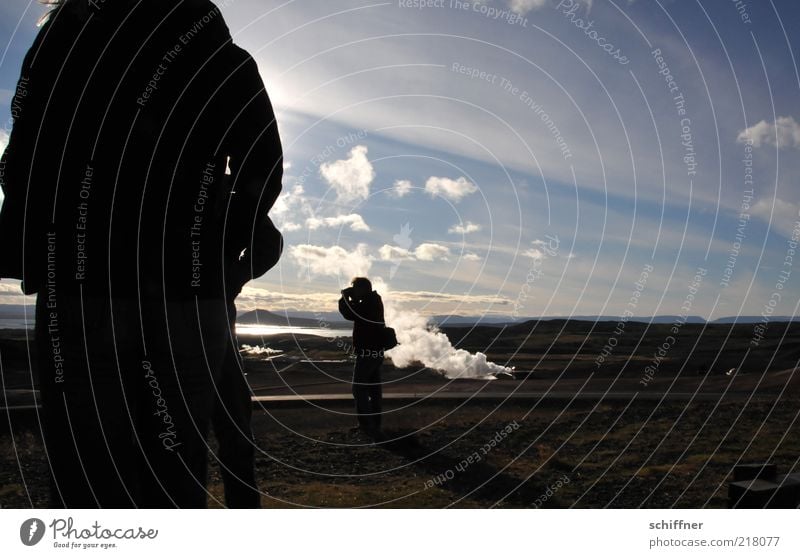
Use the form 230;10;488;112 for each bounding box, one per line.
338;277;386;439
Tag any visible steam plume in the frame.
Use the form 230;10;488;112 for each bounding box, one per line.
373;279;514;380
240;344;283;356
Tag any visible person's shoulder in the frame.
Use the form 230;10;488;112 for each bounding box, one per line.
180;0;226;17
227;43;256;66
175;0;232;40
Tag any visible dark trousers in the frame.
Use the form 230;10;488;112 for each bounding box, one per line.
211;304;259;508
352;353;384;430
35;294;228;508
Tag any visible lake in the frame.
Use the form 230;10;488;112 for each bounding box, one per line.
236;324;351;338
0;318;351;338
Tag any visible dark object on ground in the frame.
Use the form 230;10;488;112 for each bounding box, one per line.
732;463;777;482
729;467;800;508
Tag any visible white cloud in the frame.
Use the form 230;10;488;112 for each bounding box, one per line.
507;0;548;15
289;243;372;279
0;280;34;306
271;184;312;232
751;198;800;238
379;245;414;261
0;129;8;157
509;0;592;15
414;243;451;261
523;247;544;260
448;221;482;234
463;253;482;261
0;130;7;207
424;176;477;202
390;179;413;198
738;116;800;149
306;213;370;232
319;145;375;202
379;242;451;262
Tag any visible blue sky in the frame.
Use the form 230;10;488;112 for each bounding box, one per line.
1;0;800;320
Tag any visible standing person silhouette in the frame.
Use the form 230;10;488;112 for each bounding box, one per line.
338;277;385;440
0;0;282;507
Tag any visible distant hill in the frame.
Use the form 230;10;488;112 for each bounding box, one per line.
434;315;708;326
710;316;799;324
436;315;799;326
237;309;349;328
0;304;32;319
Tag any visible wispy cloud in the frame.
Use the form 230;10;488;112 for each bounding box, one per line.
507;0;595;16
379;242;451;262
448;221;482;235
237;283;509;313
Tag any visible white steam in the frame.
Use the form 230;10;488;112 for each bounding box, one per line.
240;344;283;356
372;279;514;380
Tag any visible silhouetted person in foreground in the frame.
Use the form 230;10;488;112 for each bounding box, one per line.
212;210;282;508
339;277;385;439
0;0;282;507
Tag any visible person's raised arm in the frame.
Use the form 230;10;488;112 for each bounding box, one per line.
339;289;358;321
